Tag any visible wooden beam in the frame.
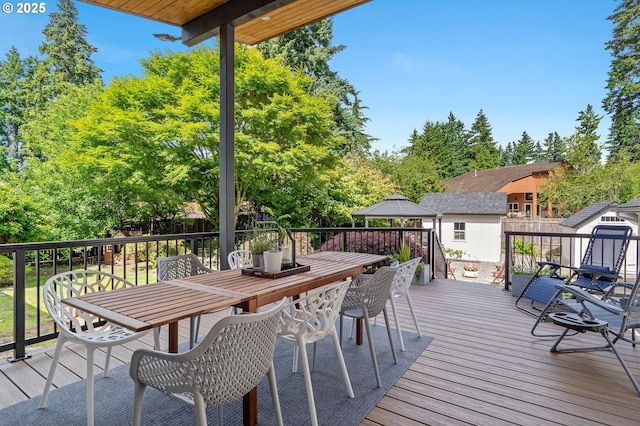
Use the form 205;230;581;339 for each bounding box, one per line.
181;0;296;46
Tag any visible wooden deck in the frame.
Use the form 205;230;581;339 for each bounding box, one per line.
2;278;640;425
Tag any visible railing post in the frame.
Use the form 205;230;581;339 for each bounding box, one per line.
505;232;512;292
9;249;30;362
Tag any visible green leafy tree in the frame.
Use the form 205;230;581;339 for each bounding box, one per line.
40;46;346;232
257;19;372;156
393;154;444;202
0;173;46;243
329;154;398;226
603;0;640;161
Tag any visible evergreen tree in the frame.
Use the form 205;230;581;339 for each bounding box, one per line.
565;104;603;172
466;109;500;170
543;131;565;161
37;0;102;98
257;19;371;155
0;47;38;168
602;0;640;160
500;142;514;166
533;141;545;162
512;131;535;164
407;112;467;179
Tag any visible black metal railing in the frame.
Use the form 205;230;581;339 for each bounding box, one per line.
504;230;640;292
0;227;440;361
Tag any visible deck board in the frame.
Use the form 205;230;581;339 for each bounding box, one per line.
2;278;640;424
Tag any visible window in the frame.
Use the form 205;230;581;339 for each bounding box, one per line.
508;202;519;213
601;216;624;222
525;193;533;201
453;222;466;240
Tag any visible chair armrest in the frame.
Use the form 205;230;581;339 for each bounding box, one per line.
573;268;620;281
130;348;189;387
351;274;373;287
537;260;565;269
556;285;624;316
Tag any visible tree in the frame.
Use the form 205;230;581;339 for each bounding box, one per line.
0;47;38;168
328;154;398;226
37;0;102;100
511;132;536;164
466;109;500;171
602;0;640;160
29;45;350;235
393;154;444;202
0;172;46;243
543;131;565;161
257;19;372;156
565;104;602;172
408;112;467;179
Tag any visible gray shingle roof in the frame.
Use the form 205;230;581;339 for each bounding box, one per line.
351;193;440;219
444;162;562;192
560;201;620;229
419;192;507;215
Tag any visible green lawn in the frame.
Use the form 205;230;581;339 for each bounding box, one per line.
0;264;159;342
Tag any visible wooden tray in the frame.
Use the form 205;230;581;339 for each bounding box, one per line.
241;263;310;279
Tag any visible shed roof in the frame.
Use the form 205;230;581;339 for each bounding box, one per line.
420;192;507;215
351;193;440;219
444;162;562;193
560;201;620;229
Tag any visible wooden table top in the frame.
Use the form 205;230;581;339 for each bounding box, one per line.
62;251;388;333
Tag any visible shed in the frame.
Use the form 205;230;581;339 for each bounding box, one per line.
420;192;507;263
351;193;440;227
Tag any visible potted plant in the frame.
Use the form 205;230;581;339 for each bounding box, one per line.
248;229;275;270
261;207;294;266
510;240;539;296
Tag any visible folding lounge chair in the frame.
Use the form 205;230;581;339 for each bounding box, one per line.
514;225;632;336
545;275;640;396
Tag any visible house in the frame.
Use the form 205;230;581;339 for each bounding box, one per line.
444;161;564;218
560;201;637;276
420;192;507;263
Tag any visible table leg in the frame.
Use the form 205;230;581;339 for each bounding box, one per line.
168;322;178;353
243;298;258;426
356;318;363;345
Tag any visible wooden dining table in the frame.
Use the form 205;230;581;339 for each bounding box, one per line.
62;251;387;426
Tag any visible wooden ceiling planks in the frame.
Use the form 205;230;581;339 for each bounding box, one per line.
80;0;370;45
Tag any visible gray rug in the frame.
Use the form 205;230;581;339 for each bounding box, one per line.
4;321;432;425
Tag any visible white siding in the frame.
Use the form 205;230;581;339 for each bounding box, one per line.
429;214;502;263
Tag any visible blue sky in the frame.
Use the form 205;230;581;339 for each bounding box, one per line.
1;0;617;153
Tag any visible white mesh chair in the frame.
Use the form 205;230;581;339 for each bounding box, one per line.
339;266;399;387
228;249;253;269
277;280;353;426
130;299;286;426
389;258;423;351
369;258;422;351
39;270;150;426
155;253;220;349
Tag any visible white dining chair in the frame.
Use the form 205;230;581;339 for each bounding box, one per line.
130;299;286;426
339;266;399;387
228;249;253;269
388;258;423;351
277;280;353;426
155;253;221;349
39;270;150;426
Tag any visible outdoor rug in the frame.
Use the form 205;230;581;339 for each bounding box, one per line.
2;321;432;425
